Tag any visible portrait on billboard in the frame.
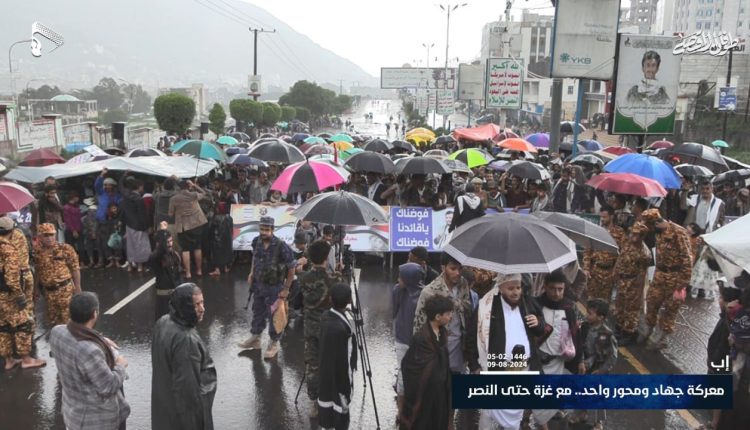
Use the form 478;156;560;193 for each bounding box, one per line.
612;35;682;135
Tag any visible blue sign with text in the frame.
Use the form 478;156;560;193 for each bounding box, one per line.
719;86;737;111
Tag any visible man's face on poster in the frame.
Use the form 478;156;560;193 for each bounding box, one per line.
643;59;659;79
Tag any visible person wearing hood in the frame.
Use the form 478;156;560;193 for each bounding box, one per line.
392;262;425;422
152;283;216;430
149;225;182;319
448;183;485;232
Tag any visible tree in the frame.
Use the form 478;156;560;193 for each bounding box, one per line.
93;77;125;111
280;105;296;122
99;109;128;125
278;80;337;116
294;106;311;122
331;94;353;115
208;103;227;135
229;99;263;131
154;93;195;134
120;83;151;114
261;102;282;127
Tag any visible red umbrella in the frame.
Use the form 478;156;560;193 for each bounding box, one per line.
602;146;634;156
0;182;35;213
497;138;538;153
19;148;65;167
586;173;667;197
649;140;674;150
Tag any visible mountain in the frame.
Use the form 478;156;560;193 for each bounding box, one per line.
2;0;377;94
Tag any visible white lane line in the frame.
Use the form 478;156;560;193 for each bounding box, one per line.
104;278;156;315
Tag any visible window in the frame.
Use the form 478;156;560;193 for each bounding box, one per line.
740;21;744;27
568;85;574;95
697;22;703;29
698;10;703;16
707;9;712;16
706;22;712;28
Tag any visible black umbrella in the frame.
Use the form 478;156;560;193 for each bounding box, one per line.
440;159;471;174
444;213;577;273
570;153;604;168
229;132;251;142
559;140;588;153
674;163;714;179
660;142;729;173
363;139;393;153
391;140;417;152
252;137;286;146
225;147;248;156
533;211;619;253
344;151;396;174
395;157;452;175
292;190;388;226
433;135;457;146
318;132;332;139
506;161;551;181
712;169;750;187
560;121;586;134
247;141;306;164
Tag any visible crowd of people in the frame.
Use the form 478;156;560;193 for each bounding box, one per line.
1;123;750;430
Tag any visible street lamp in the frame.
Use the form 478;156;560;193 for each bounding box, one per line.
422;43;435;67
116;77;135;114
8;39;33;103
438;3;468;128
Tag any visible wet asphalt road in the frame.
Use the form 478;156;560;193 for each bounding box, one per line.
0;254;718;430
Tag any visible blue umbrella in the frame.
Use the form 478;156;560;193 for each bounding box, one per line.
225;147;249;156
171;140;226;161
579;140;603;151
64;142;92;152
227;154;268;167
604;153;681;189
292;133;310;142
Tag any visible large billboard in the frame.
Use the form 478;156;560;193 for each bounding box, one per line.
611;34;682;135
486;58;523;109
381;67;457;89
457;63;485;100
550;0;620;80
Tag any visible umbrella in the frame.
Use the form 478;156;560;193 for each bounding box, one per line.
363;139;393;153
172;140;227;162
560;121;586;133
304;136;328;145
227;154;268;167
308;154;344;166
579;140;603;151
395;157;451;175
0;164;6;173
292;190;388;225
525;133;550;149
259;133;275;139
703;213;750;276
0;182;35;212
497;138;538;153
229;132;251;142
533;211;619;253
338;148;363;160
592;150;619;162
305;145;335;156
225;147;248;156
292;133;310;142
506;161;551;181
271;160;349;193
329;133;353;143
405;127;435;138
604;153;681;189
711;139;730;148
494;128;519;142
253;137;287;147
674;164;714;179
449;148;494;168
660;142;729;173
216;135;239;146
559;140;588;153
496;149;536;161
433;135;456;146
317;132;332;139
248;140;306;164
440;159;472;174
712;169;750;187
125;148;167;158
602;146;634;156
344;152;396;174
424;149;450;160
391;140;417;152
19;148;65;167
331;141;354;151
64;142;91;153
571;153;605;168
586;173;667;197
649;140;674;150
444;212;577;274
487;159;522;172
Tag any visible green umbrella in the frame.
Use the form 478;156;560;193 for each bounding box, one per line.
217;135;239;146
173;140;227;162
448;148;494;168
329;133;353;143
339;147;363;160
711;139;729;148
304;136;327;145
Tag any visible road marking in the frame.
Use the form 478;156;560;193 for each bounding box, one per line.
104;278;155;315
575;302;703;429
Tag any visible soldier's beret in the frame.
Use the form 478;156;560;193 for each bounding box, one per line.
0;216;14;233
38;223;56;234
631;222;649;235
641;209;662;223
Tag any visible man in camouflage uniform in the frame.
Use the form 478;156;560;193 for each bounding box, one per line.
34;223;82;326
639;209;693;350
0;216;45;369
613;222;652;346
297;240;341;417
583;206;626;301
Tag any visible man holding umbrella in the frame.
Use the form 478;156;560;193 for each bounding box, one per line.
238;217;296;359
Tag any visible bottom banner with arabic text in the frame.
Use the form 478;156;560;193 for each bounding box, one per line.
452;374;732;410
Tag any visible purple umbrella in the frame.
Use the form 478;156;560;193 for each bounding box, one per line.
579;140;603;151
525;133;550;149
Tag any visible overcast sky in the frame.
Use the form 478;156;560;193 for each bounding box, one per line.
245;0;555;77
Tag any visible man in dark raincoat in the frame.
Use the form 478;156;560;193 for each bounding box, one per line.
151;283;216;430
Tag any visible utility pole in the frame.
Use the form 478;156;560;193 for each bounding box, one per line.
422;42;434;67
721;48;733;140
549;79;563;154
439;3;468;129
338;79;344;95
248;27;276;101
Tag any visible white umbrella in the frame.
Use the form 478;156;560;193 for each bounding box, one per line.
702;214;750;279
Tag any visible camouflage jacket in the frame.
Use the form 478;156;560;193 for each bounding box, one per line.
613;240;652;277
0;236;22;300
583;224;626;272
655;222;692;272
33;242;79;287
298;267;342;336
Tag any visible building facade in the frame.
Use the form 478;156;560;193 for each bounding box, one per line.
158;83;208;119
631;0;661;34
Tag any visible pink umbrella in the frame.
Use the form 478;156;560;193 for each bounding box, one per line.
602;146;634;156
586;173;667;197
0;182;35;213
649;140;675;150
271;160;349;194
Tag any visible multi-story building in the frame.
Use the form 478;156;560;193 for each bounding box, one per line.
158;83;208;119
631;0;661;33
